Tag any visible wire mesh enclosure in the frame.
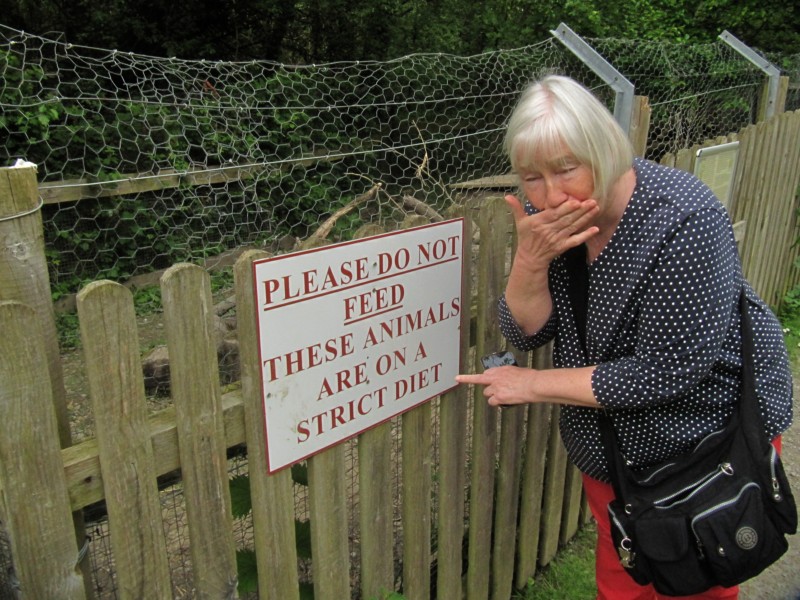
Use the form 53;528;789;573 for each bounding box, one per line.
2;24;796;297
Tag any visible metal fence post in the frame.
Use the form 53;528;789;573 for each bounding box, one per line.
718;30;782;120
550;23;636;136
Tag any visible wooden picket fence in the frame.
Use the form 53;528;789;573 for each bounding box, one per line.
2;107;800;599
659;109;800;306
0;199;584;600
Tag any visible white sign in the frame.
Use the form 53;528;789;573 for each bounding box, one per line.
694;141;740;209
253;219;464;473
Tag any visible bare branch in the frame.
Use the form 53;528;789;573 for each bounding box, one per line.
307;183;383;242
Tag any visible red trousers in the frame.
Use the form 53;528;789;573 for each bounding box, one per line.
582;437;782;600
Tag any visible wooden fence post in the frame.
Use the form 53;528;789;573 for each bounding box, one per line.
758;75;789;122
514;346;554;588
434;204;473;600
629;95;651;157
0;164;71;447
466;198;509;600
402;402;433;600
0;164;95;597
0;301;86;599
308;445;351;600
491;217;526;600
538;405;569;566
358;421;395;599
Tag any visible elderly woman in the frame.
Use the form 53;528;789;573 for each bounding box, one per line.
456;75;793;599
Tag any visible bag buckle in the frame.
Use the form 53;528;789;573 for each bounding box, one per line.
618;536;636;569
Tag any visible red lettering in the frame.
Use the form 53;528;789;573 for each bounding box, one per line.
263;333;354;382
331;405;346;427
417;234;460;264
316;362;368;401
310;413;326;436
297;420;310;443
317;378;335;401
263;256;371;306
302;269;318;294
262;274;302;306
343;284;405;321
263;279;280;305
321;266;338;290
394;362;443;400
296;386;388;443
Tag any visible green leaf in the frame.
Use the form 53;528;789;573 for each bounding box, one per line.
229;474;252;519
235;549;258;594
295;519;313;559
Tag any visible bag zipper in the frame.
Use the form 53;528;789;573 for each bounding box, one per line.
609;504;629;538
769;445;783;502
633;428;727;485
654;463;734;509
639;461;678;484
692;427;728;453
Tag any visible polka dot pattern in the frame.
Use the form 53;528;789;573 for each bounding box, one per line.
499;158;793;482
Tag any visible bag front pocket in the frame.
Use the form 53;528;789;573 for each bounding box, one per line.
608;501;716;595
691;482;788;587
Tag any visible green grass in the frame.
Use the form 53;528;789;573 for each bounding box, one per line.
779;287;800;363
513;522;598;600
367;523;598;600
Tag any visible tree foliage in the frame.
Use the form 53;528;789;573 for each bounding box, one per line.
3;0;799;62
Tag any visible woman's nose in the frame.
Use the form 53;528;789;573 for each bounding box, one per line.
544;178;567;207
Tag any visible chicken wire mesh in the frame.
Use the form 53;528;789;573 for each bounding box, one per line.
768;50;800;112
2;21;800;599
587;36;766;160
0;25;562;296
3;24;794;298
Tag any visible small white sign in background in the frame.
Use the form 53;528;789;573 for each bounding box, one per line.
253;219;464;473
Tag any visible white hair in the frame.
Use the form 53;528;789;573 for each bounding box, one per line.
504;75;633;202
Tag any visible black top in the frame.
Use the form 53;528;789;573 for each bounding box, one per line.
499;158;793;482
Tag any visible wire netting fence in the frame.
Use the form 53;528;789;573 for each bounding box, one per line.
2;22;800;599
769;50;800;112
2;23;798;297
588;37;765;158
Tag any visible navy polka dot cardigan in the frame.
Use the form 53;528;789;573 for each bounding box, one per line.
499;158;793;482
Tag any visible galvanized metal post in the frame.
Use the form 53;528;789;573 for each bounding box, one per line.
718;30;781;120
550;23;635;136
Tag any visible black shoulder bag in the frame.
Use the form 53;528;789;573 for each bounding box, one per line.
566;244;797;596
